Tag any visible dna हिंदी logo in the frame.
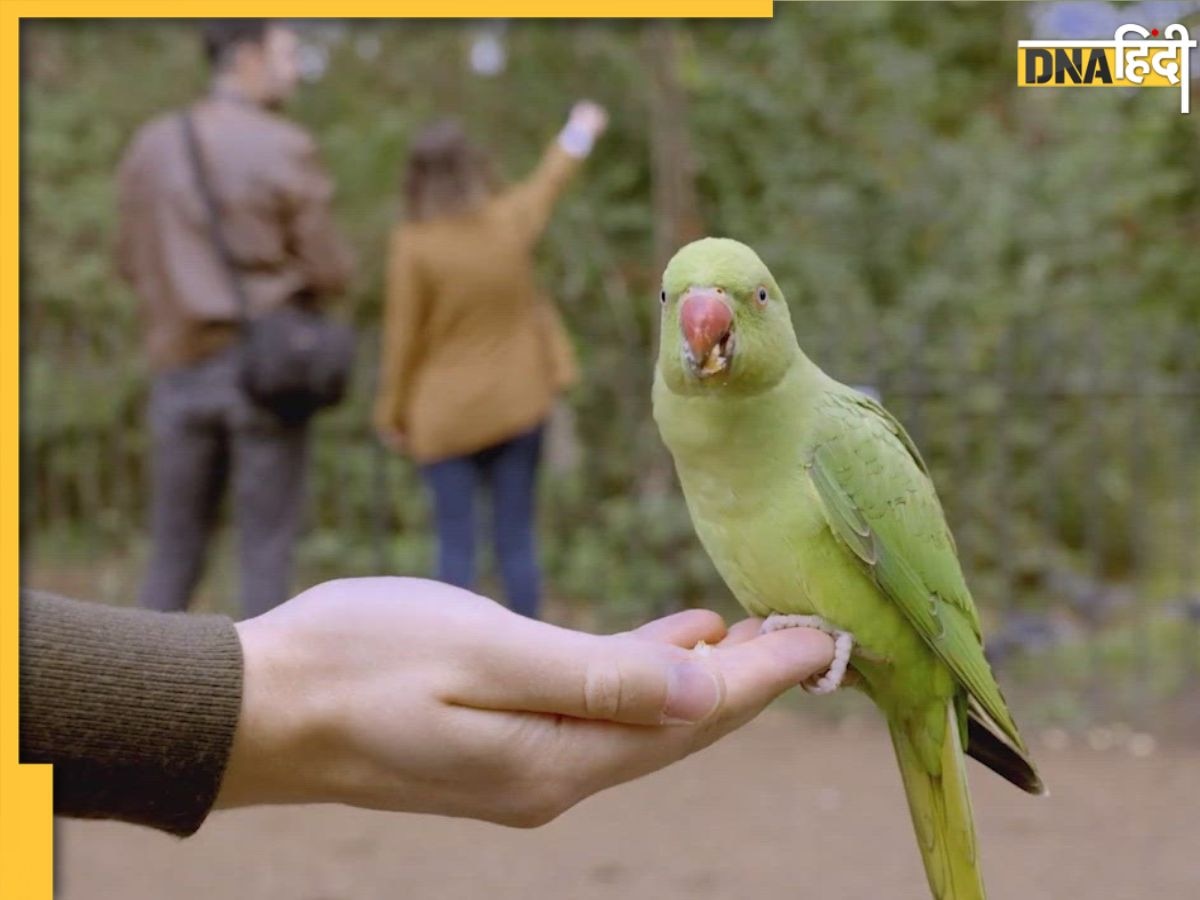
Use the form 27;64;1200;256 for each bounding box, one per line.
1018;23;1197;113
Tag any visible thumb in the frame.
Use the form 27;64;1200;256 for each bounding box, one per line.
462;621;833;727
463;622;730;725
700;627;837;734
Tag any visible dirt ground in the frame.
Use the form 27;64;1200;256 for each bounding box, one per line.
56;708;1199;900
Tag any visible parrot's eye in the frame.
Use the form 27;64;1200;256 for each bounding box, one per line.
756;287;769;307
660;290;667;306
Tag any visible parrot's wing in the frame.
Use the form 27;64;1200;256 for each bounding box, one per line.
807;389;1029;758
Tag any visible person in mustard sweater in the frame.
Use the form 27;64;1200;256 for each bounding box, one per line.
374;102;608;619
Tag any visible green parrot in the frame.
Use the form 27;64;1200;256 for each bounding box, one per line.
652;237;1044;900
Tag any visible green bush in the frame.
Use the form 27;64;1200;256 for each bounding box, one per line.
22;8;1199;655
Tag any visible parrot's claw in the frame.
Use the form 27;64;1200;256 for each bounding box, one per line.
760;614;854;695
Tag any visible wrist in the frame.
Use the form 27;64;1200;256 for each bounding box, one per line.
215;615;332;808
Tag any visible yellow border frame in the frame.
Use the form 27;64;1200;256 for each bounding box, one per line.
0;1;772;896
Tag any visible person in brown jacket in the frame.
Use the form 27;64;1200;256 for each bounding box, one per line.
116;20;353;617
374;103;608;619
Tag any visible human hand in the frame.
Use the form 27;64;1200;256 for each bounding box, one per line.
217;578;833;826
568;100;609;139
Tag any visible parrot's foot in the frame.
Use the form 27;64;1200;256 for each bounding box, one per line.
760;615;854;695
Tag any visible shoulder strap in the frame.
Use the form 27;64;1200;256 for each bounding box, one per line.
179;109;249;323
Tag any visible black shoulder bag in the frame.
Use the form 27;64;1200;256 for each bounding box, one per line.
180;111;355;426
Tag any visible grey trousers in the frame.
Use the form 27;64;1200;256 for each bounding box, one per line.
137;347;308;618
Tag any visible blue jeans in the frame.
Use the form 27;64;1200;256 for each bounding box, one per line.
421;425;544;618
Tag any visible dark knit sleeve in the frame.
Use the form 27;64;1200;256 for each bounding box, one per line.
18;591;244;836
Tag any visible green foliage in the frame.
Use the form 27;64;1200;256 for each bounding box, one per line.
22;6;1199;694
1007;615;1200;727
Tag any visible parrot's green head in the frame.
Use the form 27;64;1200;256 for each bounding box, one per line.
657;237;798;396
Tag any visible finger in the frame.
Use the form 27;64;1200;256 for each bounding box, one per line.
563;626;834;752
716;617;764;648
460;624;723;726
706;628;835;733
624;609;727;648
533;627;837;794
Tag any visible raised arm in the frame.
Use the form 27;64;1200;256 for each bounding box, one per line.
501;101;609;243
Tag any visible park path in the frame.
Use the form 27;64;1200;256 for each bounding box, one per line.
57;708;1198;899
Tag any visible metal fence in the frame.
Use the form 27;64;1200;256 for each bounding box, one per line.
821;315;1200;725
23;317;1200;726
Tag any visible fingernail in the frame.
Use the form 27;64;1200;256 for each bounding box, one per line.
662;659;721;725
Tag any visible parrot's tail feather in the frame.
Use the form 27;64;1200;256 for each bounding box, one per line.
888;703;986;900
966;714;1045;795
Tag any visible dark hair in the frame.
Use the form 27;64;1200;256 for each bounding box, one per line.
202;19;269;68
403;119;496;222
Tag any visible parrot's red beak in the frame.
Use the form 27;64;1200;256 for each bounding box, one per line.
680;289;735;377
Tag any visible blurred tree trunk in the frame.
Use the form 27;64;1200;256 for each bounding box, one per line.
644;23;704;274
639;23;704;517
